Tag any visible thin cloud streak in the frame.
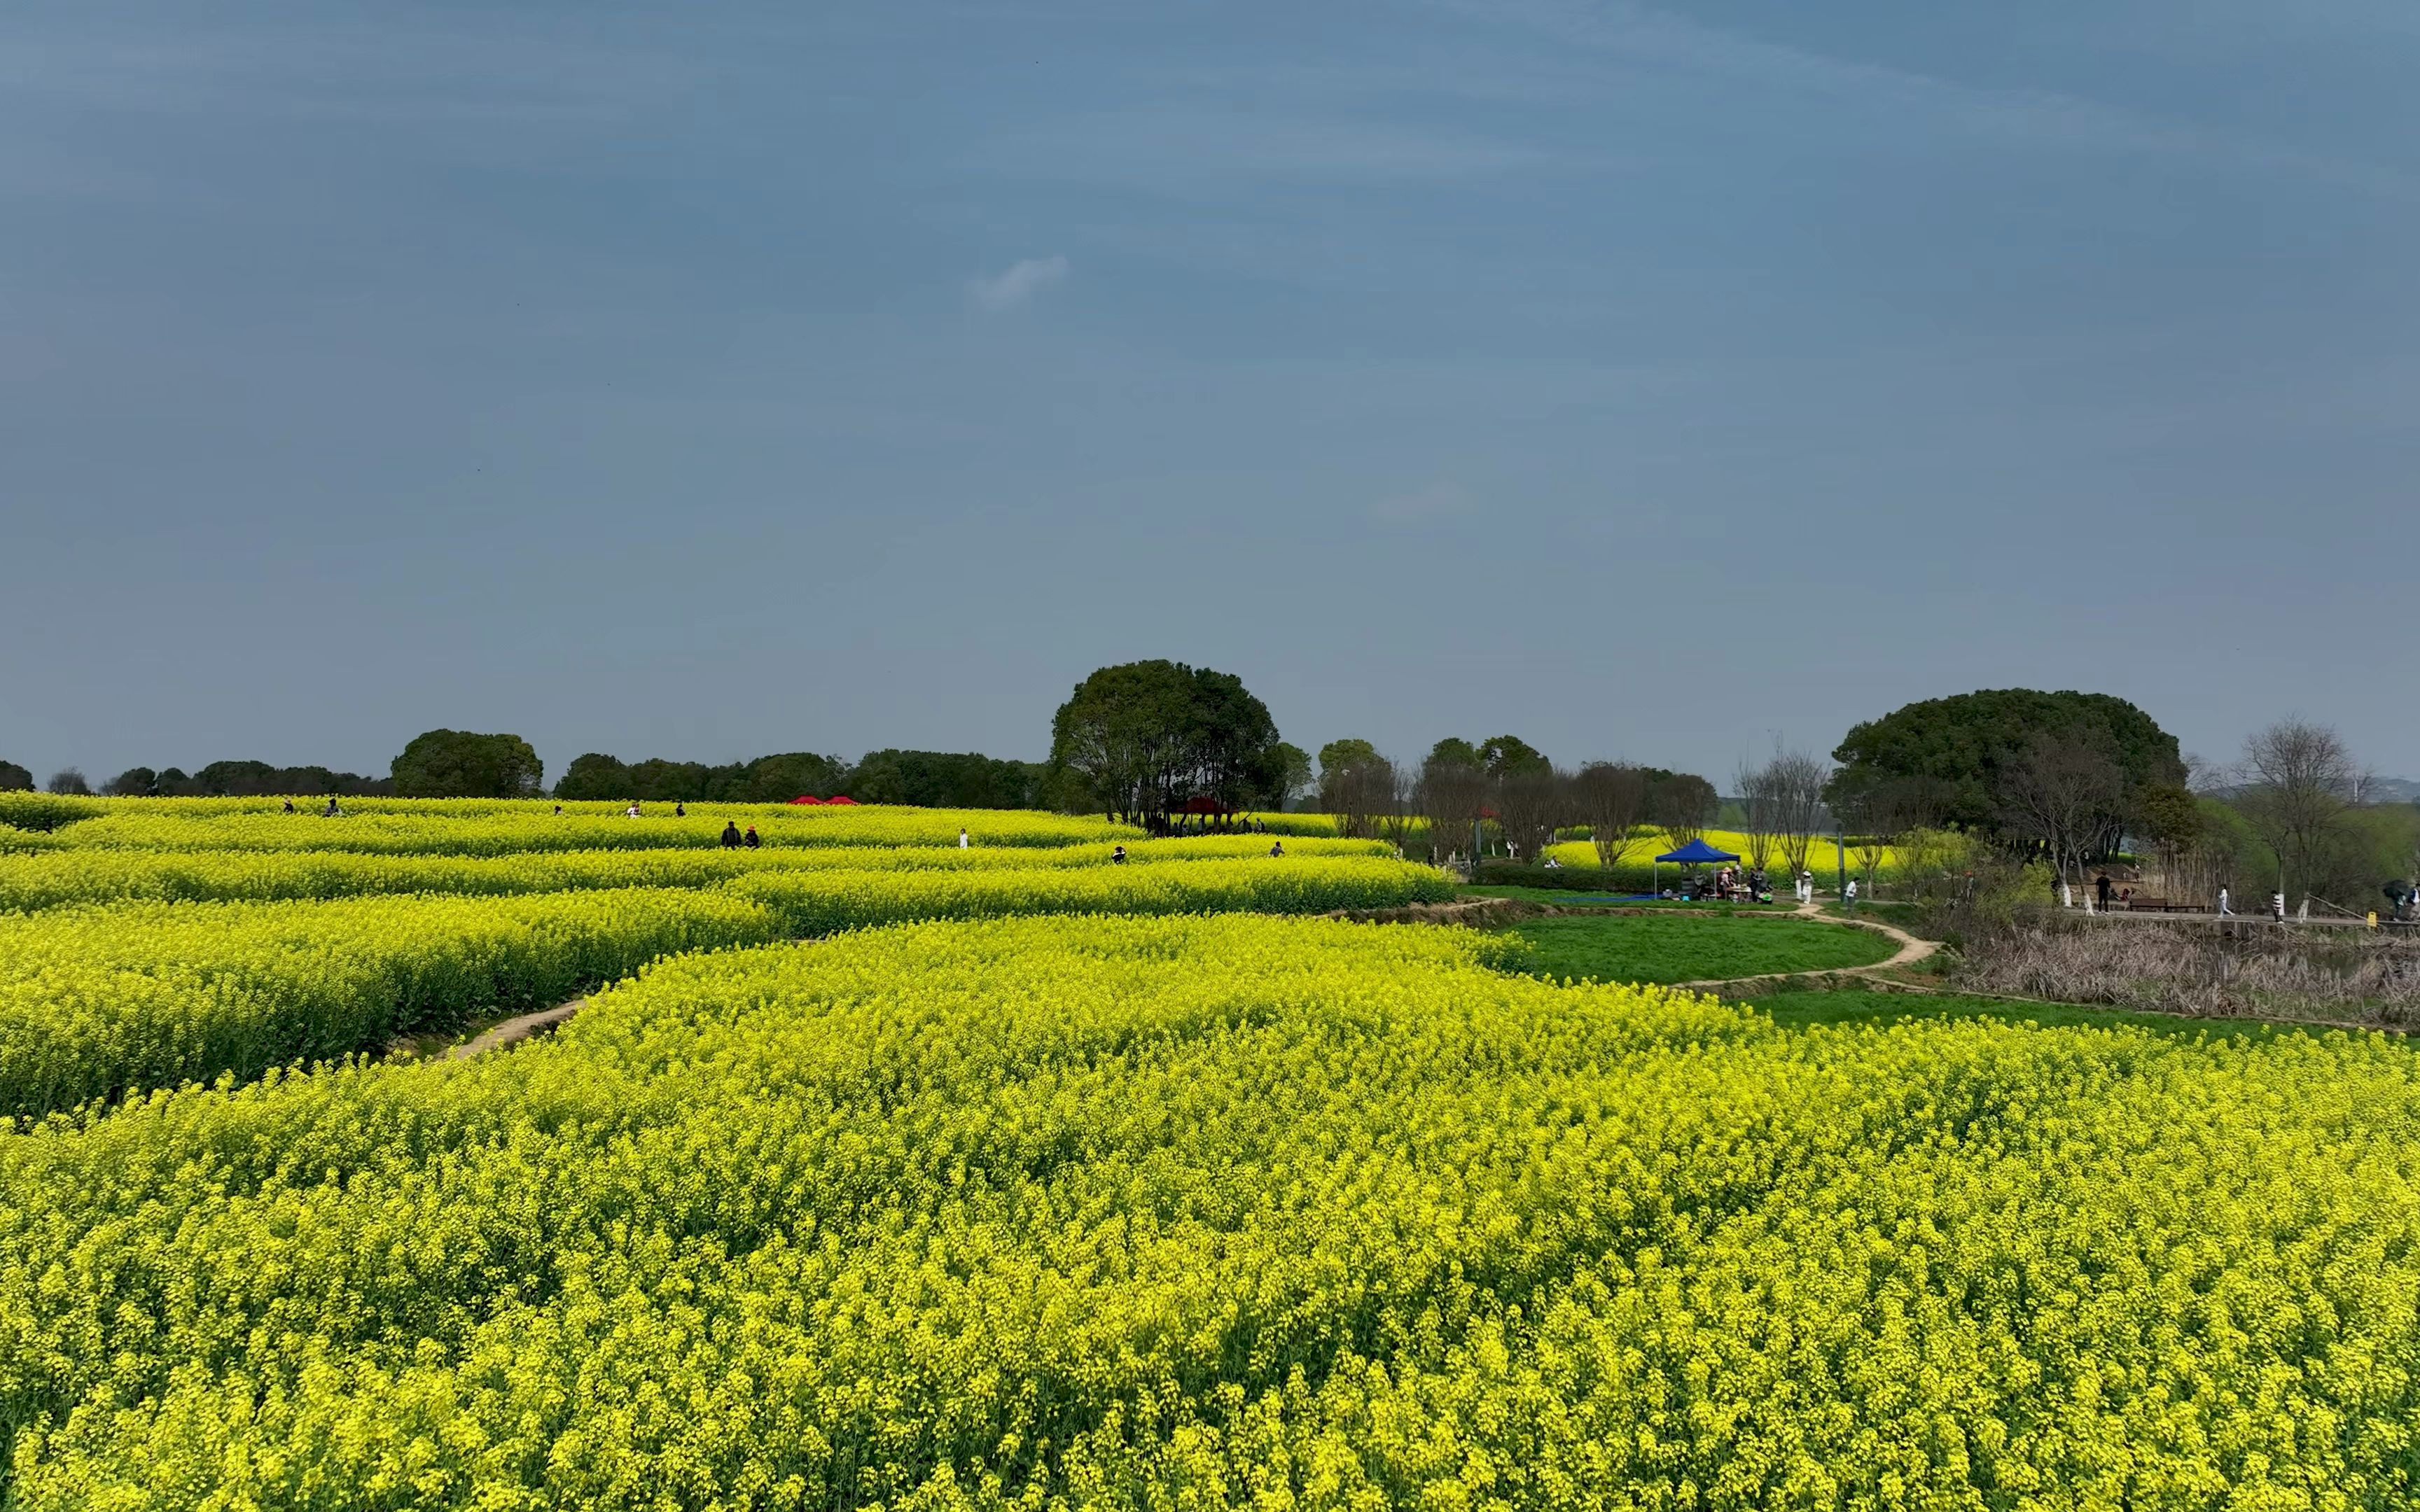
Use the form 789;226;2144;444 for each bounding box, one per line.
969;255;1071;311
1428;0;2420;201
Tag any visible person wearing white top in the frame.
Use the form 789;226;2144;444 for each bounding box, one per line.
959;828;969;849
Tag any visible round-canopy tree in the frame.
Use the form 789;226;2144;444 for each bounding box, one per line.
1827;689;2183;846
390;729;544;799
1048;661;1282;829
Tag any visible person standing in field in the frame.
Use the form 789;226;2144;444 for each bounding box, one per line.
743;825;760;848
322;797;341;817
721;820;742;848
2218;885;2232;916
675;801;686;818
1270;840;1285;858
282;798;295;813
959;828;969;849
2094;872;2113;911
626;802;641;818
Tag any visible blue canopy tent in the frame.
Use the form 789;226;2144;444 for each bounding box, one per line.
1653;836;1739;897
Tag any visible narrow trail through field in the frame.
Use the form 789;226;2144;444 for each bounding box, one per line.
447;998;585;1060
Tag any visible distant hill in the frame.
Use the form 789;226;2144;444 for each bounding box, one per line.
2198;776;2419;804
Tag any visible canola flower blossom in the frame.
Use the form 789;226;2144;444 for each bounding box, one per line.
0;834;1396;913
33;804;1139;856
0;858;1446;1119
4;913;2419;1508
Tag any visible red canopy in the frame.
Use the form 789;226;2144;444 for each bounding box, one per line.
788;795;824;805
822;794;860;806
1178;795;1232;815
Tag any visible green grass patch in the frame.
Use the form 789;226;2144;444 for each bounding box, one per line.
1815;899;1931;931
1465;886;1790;911
1501;913;1894;986
1742;988;2362;1043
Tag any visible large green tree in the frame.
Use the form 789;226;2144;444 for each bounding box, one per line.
1426;737;1482;771
0;761;30;792
1827;689;2183;841
1316;738;1382;788
1049;661;1282;827
390;729;544;799
1477;735;1550;778
1262;742;1314;810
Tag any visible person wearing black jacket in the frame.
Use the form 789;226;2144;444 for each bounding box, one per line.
721;820;743;848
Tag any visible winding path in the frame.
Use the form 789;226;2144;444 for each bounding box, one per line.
1666;899;1939;995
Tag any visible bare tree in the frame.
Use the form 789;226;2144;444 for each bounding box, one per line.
1574;762;1653;872
1321;748;1391;838
2237;718;2358;899
1375;759;1420;855
1733;755;1779;872
1419;757;1491;876
1836;775;1943;898
1769;747;1832;879
1494;765;1573;864
46;767;92;796
1651;772;1717;850
1997;734;2125;897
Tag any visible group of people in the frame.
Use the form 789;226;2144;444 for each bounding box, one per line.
1661;866;1832;904
718;821;761;849
1142;815;1279;838
279;797;345;817
1108;838;1286;864
1678;864;1776;904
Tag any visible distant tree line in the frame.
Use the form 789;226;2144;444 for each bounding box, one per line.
101;762;396;798
555;750;843;804
0;760;396;798
21;676;2408;911
1307;732;1725;875
552;746;1066;809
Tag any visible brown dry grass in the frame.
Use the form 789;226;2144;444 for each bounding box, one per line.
1952;916;2420;1026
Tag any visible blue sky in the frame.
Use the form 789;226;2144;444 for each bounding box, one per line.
5;0;2416;788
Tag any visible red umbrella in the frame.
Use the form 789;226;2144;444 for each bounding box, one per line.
823;794;860;806
788;795;824;805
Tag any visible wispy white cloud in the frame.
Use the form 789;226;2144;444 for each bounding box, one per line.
1424;0;2419;200
968;255;1071;312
